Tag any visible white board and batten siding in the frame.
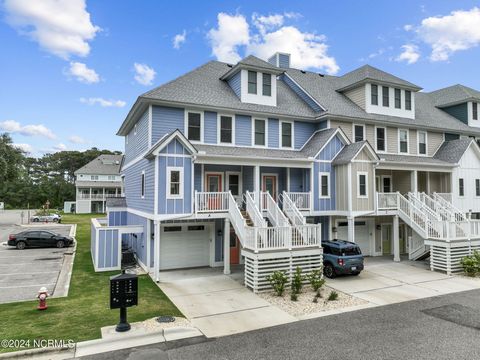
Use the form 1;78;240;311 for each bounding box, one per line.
452;144;480;213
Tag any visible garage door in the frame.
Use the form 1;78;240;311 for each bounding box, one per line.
337;221;371;256
160;224;211;270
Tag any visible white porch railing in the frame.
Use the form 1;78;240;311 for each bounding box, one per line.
434;192;453;204
195;191;229;213
245;191;267;228
247;224;321;251
261;192;290;227
284;192;311;211
281;191;306;226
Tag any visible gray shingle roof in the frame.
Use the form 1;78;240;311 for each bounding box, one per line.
238;55;281;72
141;61;315;119
428;84;480;107
300;128;338;157
332;141;367;165
433;138;473;163
106;197;127;208
335;65;422;91
195;144;308;160
74;154;123;175
378;153;454;166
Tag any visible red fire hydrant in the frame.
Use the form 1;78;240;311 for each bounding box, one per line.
37;287;49;310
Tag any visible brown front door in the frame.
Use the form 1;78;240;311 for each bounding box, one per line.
206;173;222;210
262;175;277;200
230;229;240;265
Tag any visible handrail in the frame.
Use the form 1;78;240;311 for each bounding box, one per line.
408;193;440;221
262;192;290;227
433;192;467;221
245;191;267;228
284;192;311;211
281;191;306;226
195;191;229;213
227;191;248;246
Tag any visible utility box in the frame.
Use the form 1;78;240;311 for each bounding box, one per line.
110;273;138;309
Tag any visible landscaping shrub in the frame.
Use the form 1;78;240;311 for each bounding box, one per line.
460;254;479;276
266;270;289;296
307;269;325;297
327;291;339;301
291;266;304;295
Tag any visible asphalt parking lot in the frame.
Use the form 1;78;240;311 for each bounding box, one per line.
0;214;74;304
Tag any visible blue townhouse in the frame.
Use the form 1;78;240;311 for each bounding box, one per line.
91;52;480;289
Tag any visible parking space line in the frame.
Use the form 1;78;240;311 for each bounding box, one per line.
0;283;55;289
0;271;58;276
0;261;62;266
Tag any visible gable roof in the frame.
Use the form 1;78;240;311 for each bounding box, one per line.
220;55;284;80
335;65;422;92
433;138;475;164
144;129;197;159
300;128;349;158
428;84;480;108
332;140;378;165
74;154;123;175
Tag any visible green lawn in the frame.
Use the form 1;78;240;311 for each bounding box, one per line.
0;214;181;353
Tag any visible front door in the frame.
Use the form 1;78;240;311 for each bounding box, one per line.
206;173;222;210
381;224;392;255
230;229;240;265
262;175;277;200
382;176;392;193
226;173;241;204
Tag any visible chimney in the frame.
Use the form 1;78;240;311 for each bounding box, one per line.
267;52;290;69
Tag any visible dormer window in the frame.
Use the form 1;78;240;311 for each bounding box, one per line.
395;89;401;109
382;86;389;107
262;73;271;96
405;91;412;111
474;102;478;120
371;84;378;105
248;71;257;94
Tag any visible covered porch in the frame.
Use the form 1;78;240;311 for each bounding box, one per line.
375;169;451;195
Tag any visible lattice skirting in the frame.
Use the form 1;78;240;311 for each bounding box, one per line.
242;248;323;293
425;239;480;275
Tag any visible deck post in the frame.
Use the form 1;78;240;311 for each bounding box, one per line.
224;218;231;275
393;215;400;262
154;220;161;282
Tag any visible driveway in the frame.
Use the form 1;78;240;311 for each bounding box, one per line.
0;223;74;303
157;267;296;338
327;256;480;305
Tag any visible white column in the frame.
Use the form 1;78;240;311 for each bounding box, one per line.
154;221;161;282
426;172;431;194
393;215;400;262
223;218;231;275
254;165;260;207
411;170;418;194
347;216;355;243
286;168;290;193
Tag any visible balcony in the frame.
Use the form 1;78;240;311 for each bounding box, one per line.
77;193;123;200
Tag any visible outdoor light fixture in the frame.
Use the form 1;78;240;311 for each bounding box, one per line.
217;229;222;237
332;227;337;232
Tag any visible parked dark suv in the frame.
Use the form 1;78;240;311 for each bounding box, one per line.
322;240;364;278
8;230;74;250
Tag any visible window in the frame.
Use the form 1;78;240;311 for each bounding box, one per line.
262;73;271;96
474;102;478;120
354;124;365;142
376;127;386;152
91;175;99;180
357;172;368;198
167;167;183;198
141;172;145;198
418;131;427;155
219;115;233;144
405;90;412;111
228;174;240;196
188;225;205;231
459;178;465;197
319;173;330;198
164;226;182;232
394;88;401;109
371;84;378;105
254;119;266;146
281;121;293;148
399;129;409;153
476;179;480;197
382;86;389;107
248;71;257;94
187;112;202;141
108;175;116;181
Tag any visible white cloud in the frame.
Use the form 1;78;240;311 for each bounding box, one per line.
173;30;187;49
0;120;56;139
67;62;100;83
68;135;87;144
207;12;339;74
207;13;250;63
396;44;420;64
79;97;126;107
53;143;67;151
3;0;100;59
416;7;480;61
404;24;414;31
13;143;33;153
133;63;156;85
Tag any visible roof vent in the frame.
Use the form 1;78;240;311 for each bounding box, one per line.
300;70;306;74
227;64;233;68
318;73;324;77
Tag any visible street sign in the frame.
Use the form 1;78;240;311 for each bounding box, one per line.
110;272;138;332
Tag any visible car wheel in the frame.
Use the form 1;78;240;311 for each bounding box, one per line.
53;218;59;223
33;218;39;222
16;241;26;250
56;240;65;248
324;263;336;279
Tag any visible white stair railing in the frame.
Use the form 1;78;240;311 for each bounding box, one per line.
281;191;306;226
262;191;290;227
433;192;467;222
245;191;267;228
408;193;441;221
227;191;249;247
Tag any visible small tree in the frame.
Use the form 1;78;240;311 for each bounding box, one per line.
307;269;325;298
291;266;304;299
266;271;288;296
460;255;478;277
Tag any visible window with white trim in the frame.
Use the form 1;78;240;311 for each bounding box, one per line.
376;127;386;152
141;172;145;198
319;172;330;198
254;119;266;146
219;115;233;144
248;71;257;94
187;112;202;141
473;102;478;120
354;124;365;142
281;121;293;148
371;84;378;105
262;73;271;96
108;175;116;181
394;88;401;109
382;86;389;107
476;179;480;197
167;167;183;198
399;129;409;153
357;172;368;198
405;90;412;111
418;131;427;155
459;178;465;197
91;175;99;180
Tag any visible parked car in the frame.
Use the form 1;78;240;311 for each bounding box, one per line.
322;240;364;278
7;230;74;250
30;213;62;223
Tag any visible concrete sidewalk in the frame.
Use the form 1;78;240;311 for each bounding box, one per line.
157;268;296;338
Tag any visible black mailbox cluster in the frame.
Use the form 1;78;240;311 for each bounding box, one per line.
110;273;138;309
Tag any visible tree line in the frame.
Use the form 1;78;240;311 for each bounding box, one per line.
0;133;121;209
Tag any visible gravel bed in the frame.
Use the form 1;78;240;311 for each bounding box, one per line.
142;317;193;331
258;286;367;317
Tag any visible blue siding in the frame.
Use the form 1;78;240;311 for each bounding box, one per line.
125;110;149;164
318;135;344;160
278;54;290;69
443;103;468;124
124;158;155;213
235;115;252;146
280;74;322;112
315;216;330;241
318;120;328;130
295;121;317;149
227;71;241;98
97;229;119;269
289;168;307;192
243;166;254;192
268;118;279;148
151;106;184;144
204;111;217;144
126;212;148;265
108;211;127;226
194;164;202;192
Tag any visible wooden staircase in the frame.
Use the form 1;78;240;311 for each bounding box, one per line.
240;210;254;227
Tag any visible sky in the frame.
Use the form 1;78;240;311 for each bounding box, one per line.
1;0;480;157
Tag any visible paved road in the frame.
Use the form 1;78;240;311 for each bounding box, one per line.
83;288;480;360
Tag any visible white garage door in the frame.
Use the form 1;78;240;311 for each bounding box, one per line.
160;224;211;270
337;221;371;256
